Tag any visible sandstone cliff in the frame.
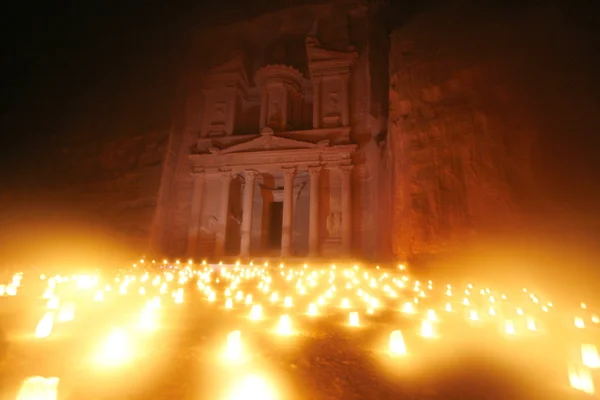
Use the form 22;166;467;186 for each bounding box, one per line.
0;131;169;266
387;2;544;260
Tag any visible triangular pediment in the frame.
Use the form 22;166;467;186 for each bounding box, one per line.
219;131;324;154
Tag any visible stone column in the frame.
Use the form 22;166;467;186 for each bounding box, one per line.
214;171;232;257
240;170;259;258
341;165;353;255
187;170;206;256
281;167;296;257
308;166;321;257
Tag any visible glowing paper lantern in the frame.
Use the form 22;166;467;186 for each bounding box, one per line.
575;317;585;329
16;376;59;400
582;344;600;369
225;298;233;309
401;302;415;314
420;320;434;338
349;312;359;326
276;315;292;335
427;309;437;321
389;330;406;356
224;330;243;362
250;305;263;320
307;303;318;316
469;310;479;321
208;292;216;302
504;320;516;335
35;312;54;339
569;363;595;394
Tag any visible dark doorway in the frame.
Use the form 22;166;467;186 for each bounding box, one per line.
269;201;283;249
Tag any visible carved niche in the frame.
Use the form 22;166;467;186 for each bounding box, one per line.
201;52;249;137
254;65;303;132
305;37;357;129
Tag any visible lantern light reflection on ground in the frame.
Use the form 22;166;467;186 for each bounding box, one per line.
94;328;132;366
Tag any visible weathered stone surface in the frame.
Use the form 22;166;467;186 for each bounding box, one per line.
387;2;545;260
0;130;169;265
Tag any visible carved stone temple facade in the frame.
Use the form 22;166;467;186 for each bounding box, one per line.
188;40;360;259
151;3;391;260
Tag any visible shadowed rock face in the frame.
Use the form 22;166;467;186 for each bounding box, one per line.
387;2;563;259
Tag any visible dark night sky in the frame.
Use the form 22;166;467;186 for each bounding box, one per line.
1;0;600;212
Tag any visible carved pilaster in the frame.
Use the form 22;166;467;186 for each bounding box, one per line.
187;169;206;256
307;166;322;257
340;165;354;255
306;37;357;129
215;170;232;257
201;53;248;137
240;169;260;258
281;167;296;257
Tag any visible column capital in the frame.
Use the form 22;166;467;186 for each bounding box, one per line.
307;166;322;177
340;165;354;175
219;170;233;182
191;168;205;179
282;167;296;179
244;169;261;180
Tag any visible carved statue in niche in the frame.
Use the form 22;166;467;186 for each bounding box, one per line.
200;215;218;235
326;91;340;115
212;102;226;124
326;212;341;237
268;100;283;129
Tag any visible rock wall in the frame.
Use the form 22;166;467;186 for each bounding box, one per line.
387;2;544;260
0;131;169;266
